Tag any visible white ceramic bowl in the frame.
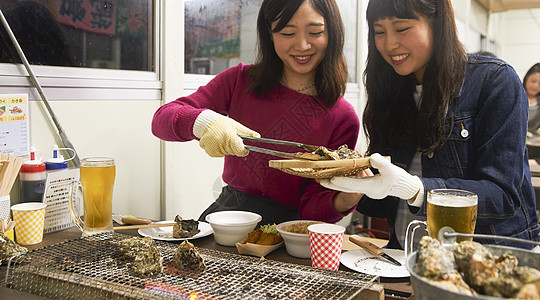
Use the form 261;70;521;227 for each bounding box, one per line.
205;211;262;246
276;220;323;258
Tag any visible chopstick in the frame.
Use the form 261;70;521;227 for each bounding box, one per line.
0;219;15;233
0;154;24;196
112;222;176;230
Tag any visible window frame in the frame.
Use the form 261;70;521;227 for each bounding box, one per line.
0;0;162;101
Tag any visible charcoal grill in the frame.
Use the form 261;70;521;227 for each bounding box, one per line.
5;232;378;299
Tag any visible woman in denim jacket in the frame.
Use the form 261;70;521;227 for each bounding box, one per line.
322;0;540;249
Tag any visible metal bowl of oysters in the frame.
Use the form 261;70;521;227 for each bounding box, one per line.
406;236;540;299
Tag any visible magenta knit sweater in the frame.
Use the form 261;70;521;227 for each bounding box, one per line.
152;63;360;223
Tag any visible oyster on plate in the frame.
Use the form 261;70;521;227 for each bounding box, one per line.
172;215;200;239
118;236;163;277
0;232;27;264
172;240;205;271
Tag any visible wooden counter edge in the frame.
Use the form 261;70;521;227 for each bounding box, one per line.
357;283;384;300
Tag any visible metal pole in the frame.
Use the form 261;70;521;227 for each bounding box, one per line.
0;8;80;167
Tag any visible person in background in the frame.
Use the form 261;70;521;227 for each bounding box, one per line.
321;0;540;249
152;0;360;226
524;63;540;136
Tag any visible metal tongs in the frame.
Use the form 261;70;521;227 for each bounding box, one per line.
240;136;326;160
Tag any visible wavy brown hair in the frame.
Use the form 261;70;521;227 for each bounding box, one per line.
363;0;467;154
247;0;347;107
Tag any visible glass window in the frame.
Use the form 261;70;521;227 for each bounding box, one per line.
0;0;154;71
184;0;358;82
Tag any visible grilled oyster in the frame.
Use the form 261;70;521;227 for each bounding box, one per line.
0;232;27;264
416;237;540;298
172;215;200;239
415;236;476;295
415;236;456;279
173;240;205;271
119;236;163;277
484;266;540;298
515;279;540;299
313;145;362;160
451;240;499;293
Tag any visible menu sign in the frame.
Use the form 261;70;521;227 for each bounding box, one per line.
43;168;79;233
0;94;29;157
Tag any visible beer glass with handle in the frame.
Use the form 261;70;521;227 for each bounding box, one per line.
405;189;478;256
69;157;116;236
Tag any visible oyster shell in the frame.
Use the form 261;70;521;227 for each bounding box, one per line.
313;145;362;160
452;240;499;292
416;236;540;298
118;236;163;277
0;232;27;264
172;215;200;239
416;236;475;295
415;235;456;279
484;266;540;298
173;240;205;271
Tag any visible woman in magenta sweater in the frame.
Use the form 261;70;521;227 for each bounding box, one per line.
152;0;360;225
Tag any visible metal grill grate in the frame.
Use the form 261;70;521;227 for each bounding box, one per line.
5;232;378;299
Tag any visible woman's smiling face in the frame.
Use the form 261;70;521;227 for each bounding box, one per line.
373;16;434;83
271;1;328;81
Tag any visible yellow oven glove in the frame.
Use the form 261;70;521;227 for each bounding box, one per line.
194;110;260;157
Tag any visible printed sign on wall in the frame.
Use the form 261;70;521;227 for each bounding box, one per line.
0;94;29;157
56;0;117;35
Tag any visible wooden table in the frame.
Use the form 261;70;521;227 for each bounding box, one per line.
1;227;414;299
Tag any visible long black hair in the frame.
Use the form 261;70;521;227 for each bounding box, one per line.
363;0;467;154
247;0;347;107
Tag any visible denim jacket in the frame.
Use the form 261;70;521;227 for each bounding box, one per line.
357;55;540;249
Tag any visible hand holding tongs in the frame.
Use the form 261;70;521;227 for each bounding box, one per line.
240;136;325;160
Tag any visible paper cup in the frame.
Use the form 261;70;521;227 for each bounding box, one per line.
308;223;345;271
11;202;47;245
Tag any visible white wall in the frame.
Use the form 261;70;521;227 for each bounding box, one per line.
497;8;540;79
451;1;540;80
1;78;162;220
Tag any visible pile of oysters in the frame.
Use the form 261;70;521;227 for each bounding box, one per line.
415;236;540;298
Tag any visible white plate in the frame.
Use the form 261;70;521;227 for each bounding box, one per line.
340;249;410;278
138;221;213;242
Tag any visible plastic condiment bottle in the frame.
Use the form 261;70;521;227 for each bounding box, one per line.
45;145;68;172
19;146;47;203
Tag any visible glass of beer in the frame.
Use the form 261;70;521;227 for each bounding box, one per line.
427;189;478;242
405;189;477;255
69;157;115;236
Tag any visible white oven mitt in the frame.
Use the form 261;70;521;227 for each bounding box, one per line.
320;153;422;200
193;110;260;157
